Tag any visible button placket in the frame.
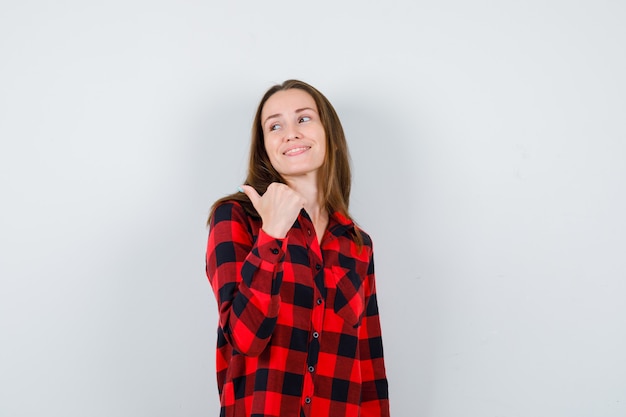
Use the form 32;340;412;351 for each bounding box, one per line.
303;228;324;411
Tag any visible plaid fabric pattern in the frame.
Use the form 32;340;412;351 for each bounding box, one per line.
206;201;390;417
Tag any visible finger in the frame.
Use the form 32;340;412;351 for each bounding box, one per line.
240;185;261;207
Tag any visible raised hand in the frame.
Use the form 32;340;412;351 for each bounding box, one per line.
241;183;306;239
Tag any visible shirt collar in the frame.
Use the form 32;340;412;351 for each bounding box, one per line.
330;210;354;228
299;209;356;237
328;210;356;238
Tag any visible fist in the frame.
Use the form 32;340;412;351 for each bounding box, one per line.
241;183;306;239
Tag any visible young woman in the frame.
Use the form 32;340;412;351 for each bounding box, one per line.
206;80;389;417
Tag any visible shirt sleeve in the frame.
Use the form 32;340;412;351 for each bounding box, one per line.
206;201;286;357
358;251;391;417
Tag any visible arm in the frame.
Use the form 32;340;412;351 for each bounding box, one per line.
359;253;390;417
206;201;285;356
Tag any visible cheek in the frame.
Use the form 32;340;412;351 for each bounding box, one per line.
264;138;282;166
264;136;277;155
319;133;328;157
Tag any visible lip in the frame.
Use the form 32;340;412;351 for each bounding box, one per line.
282;145;311;156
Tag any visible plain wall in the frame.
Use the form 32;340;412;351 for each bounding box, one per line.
1;1;625;416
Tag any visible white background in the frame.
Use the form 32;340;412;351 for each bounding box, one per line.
1;1;625;416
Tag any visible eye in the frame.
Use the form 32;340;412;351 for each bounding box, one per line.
299;116;311;123
269;123;281;131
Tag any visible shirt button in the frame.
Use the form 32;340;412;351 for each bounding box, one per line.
308;365;315;372
305;397;311;404
312;331;319;339
271;248;279;255
307;229;311;236
316;298;323;305
315;264;321;270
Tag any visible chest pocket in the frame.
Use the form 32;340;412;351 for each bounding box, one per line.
330;265;365;327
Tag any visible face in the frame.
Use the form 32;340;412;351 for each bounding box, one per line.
261;89;327;181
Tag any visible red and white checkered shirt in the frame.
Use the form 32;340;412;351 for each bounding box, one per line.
206;200;390;417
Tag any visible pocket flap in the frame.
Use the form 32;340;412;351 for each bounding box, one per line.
330;265;365;327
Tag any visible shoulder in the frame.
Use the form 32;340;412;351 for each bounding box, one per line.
354;226;373;249
210;199;248;227
208;200;262;246
331;211;373;249
212;199;241;217
211;193;259;224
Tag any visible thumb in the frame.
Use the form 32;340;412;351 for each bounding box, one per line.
240;185;261;207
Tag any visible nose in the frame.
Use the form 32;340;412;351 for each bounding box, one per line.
284;123;301;141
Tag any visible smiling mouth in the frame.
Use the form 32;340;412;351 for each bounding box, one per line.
283;146;311;156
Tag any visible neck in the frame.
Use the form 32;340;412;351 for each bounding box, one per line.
285;175;327;221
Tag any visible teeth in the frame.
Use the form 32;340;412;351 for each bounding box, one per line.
284;147;309;155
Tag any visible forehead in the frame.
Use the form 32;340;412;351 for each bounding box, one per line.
261;89;318;119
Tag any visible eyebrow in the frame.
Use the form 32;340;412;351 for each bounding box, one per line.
263;107;317;126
